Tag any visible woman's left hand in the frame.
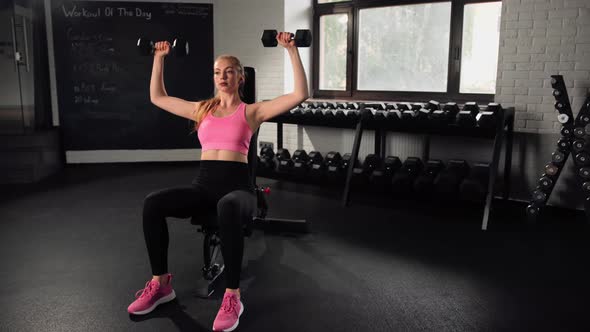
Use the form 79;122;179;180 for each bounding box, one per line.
276;32;296;49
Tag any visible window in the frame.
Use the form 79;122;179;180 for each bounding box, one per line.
319;14;348;91
313;0;502;102
357;3;451;92
460;2;502;94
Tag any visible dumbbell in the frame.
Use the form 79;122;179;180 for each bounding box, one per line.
261;29;312;47
334;104;348;124
531;188;548;205
276;148;293;173
352;154;382;187
579;167;590;180
526;203;541;222
391;157;424;195
434;159;470;196
364;103;386;122
575;152;590;166
400;104;418;122
385;104;402;123
413;160;445;197
325;151;344;182
561;126;574;138
459;162;490;201
456;102;479;128
341;153;360;176
322;103;337;122
557;138;571;152
551;150;566;165
292;149;310;176
290;104;304;118
136;38;189;56
538;175;554;191
415;101;439;122
308;151;326;180
572;139;586;153
258;147;276;175
429;102;459;126
545;163;559;176
574;127;585;139
369;156;402;192
476;103;501;129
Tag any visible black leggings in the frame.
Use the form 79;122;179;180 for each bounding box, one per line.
142;160;256;289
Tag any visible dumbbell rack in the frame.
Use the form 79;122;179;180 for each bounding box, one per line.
525;75;590;222
267;103;515;231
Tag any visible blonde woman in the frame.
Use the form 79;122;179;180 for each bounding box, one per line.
127;32;308;332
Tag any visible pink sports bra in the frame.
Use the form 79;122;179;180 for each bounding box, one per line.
197;102;253;155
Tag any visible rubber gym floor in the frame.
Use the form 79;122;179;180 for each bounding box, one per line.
1;162;589;332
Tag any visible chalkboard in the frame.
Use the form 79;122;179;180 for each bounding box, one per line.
51;1;213;150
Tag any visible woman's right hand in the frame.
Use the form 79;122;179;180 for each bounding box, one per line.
154;41;170;58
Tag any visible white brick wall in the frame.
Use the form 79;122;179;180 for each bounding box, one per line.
496;0;590;133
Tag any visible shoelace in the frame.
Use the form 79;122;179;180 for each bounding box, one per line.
221;294;238;314
135;280;158;299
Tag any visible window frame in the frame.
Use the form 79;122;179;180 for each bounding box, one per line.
312;0;500;103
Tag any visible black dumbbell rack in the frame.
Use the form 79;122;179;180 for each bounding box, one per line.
267;102;515;231
525;75;590;222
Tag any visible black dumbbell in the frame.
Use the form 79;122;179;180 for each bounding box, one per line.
582;181;590;193
575;152;590;166
456;102;479;128
276;148;293;173
258;147;276;175
531;188;548;204
308;151;326;180
434;159;470;196
555;101;567;111
557;138;571;151
476;103;501;129
538;175;554;191
136;38;189;56
459;162;490;201
352;154;382;187
561;126;574;138
415;101;438;122
345;103;361;122
261;29;312;47
413;160;445;197
429;102;459;126
391;157;424;195
384;104;402;123
551;150;566;165
574;127;585;138
369;156;402;192
572;139;586;153
325;151;343;182
292;149;310;176
526;203;540;221
579;167;590;180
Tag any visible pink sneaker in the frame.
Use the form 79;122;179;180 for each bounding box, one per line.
212;292;244;331
127;274;176;315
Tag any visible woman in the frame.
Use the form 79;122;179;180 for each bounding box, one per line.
127;32;308;332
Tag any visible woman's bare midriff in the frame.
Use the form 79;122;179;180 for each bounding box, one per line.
201;150;248;163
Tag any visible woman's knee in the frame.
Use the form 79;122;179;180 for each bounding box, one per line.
217;192;239;214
